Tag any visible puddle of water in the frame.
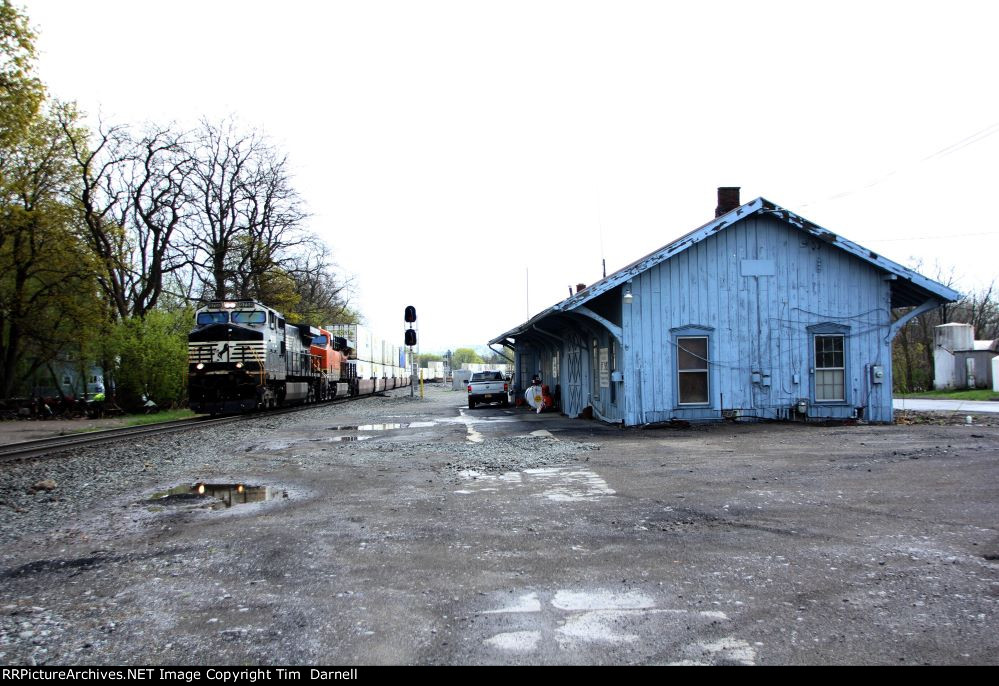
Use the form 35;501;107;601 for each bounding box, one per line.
312;436;372;443
484;631;541;652
556;610;641;645
150;483;287;510
552;590;654;611
447;414;518;425
484;592;541;614
459;467;614;501
328;423;411;431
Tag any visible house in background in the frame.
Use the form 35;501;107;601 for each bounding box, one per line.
491;188;960;425
933;323;999;391
26;353;106;400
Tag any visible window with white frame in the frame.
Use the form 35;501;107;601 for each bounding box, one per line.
814;335;845;401
677;336;709;404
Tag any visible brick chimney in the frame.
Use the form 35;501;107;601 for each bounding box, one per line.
715;187;741;217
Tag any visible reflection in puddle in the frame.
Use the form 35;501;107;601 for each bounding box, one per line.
329;422;437;431
312;436;372;443
150;483;287;510
328;423;403;431
328;422;437;431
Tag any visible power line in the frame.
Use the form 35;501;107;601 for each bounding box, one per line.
863;231;999;243
798;118;999;208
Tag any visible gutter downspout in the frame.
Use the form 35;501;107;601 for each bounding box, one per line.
590;399;622;426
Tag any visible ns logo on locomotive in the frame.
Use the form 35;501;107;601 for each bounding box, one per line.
187;300;408;415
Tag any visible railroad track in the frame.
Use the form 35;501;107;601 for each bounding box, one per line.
0;416;238;463
0;394;380;463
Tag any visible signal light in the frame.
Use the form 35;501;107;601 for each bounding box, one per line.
404;305;417;323
405;329;417;346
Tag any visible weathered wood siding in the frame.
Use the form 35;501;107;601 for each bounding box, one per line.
622;214;894;424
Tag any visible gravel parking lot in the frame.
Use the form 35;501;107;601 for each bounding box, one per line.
1;386;997;665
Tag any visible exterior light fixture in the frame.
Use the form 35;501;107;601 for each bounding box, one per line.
623;286;634;304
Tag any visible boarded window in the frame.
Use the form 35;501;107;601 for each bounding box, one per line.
678;336;709;404
814;335;845;401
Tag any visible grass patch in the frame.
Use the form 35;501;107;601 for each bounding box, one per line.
897;389;999;401
122;409;197;426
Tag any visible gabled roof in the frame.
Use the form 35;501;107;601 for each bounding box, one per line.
491;197;962;345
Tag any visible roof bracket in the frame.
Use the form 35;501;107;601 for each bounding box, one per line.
886;298;940;344
574;306;623;344
488;344;514;363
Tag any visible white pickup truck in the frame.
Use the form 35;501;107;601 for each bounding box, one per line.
466;371;509;409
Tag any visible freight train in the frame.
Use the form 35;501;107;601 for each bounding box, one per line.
187;300;410;414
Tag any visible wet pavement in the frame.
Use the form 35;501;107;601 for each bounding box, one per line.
1;387;997;665
893;398;999;414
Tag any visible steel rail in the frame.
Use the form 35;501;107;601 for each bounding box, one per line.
0;391;389;463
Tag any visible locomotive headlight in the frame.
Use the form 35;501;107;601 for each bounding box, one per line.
196;363;205;370
196;483;206;495
235;362;243;369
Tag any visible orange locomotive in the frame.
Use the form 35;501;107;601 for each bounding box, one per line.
309;327;351;400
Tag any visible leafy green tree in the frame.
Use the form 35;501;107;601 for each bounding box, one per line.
416;353;442;366
0;104;102;399
451;347;484;368
482;350;512;365
0;0;43;149
107;307;192;410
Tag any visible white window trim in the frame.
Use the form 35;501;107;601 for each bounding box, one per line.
677;335;710;406
813;333;846;403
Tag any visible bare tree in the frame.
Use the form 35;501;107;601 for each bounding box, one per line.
234;147;310;300
287;242;357;324
892;262;999;391
966;281;998;340
59;109;191;320
184;118;311;304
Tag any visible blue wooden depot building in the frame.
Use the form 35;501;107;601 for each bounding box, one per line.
490;188;960;425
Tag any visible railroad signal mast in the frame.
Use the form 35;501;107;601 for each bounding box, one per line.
404;306;417;398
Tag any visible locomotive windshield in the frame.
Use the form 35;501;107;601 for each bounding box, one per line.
197;311;229;325
231;310;267;325
313;335;328;346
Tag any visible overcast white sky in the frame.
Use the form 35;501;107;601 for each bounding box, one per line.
23;0;999;352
